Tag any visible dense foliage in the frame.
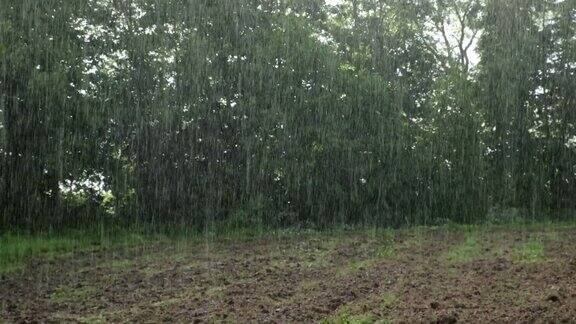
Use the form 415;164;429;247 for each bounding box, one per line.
1;0;575;232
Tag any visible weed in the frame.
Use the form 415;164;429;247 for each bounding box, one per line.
514;239;545;264
338;259;378;276
381;292;397;309
51;285;97;303
375;245;395;258
443;235;480;264
323;312;374;324
0;234;89;273
107;259;134;270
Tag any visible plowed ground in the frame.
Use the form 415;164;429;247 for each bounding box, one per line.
2;226;576;323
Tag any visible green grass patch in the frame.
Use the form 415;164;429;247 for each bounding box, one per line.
0;228;172;274
513;239;545;264
107;259;135;270
323;296;396;324
323;312;375;324
51;285;98;303
375;244;395;258
337;259;379;276
442;235;481;264
379;292;398;322
0;234;91;273
381;292;397;309
370;230;397;259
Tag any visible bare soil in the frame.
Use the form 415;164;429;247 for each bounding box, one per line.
2;227;576;323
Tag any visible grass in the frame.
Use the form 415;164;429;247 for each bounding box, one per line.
373;231;396;259
375;245;395;258
0;234;91;273
323;293;397;324
337;241;396;276
514;238;545;264
0;228;171;274
442;235;481;264
381;292;397;309
323;312;375;324
0;224;328;274
107;259;135;270
1;218;572;274
50;284;98;303
338;259;379;276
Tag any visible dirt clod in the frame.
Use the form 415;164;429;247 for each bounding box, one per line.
547;294;560;302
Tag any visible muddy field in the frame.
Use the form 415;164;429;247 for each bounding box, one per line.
1;226;576;323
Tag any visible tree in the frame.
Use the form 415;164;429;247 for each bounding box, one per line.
0;0;87;230
478;0;549;212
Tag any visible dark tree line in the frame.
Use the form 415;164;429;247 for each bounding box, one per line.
1;0;575;232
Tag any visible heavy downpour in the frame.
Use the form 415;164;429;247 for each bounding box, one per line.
1;0;576;322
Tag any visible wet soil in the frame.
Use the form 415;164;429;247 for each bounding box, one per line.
1;227;576;323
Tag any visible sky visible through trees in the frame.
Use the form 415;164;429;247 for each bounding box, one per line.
0;0;575;232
